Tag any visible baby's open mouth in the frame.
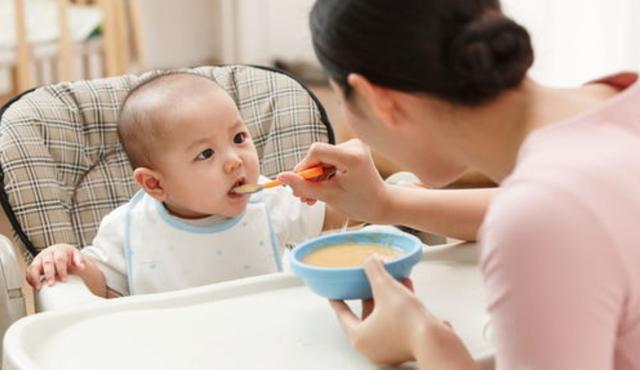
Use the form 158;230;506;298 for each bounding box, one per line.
228;178;246;195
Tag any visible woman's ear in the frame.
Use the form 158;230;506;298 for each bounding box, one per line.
347;73;402;129
133;167;166;201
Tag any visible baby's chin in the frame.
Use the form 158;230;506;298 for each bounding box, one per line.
220;208;246;218
218;200;250;218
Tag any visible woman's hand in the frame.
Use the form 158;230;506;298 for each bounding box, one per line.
277;139;391;224
331;256;477;368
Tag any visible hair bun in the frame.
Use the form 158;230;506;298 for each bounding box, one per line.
449;15;534;105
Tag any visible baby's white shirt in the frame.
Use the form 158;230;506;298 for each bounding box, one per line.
81;178;325;295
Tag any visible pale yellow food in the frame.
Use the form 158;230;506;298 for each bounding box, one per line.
302;244;404;268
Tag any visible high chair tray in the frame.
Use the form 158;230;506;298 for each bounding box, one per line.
3;242;493;370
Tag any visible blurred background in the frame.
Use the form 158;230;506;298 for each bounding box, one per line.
1;0;639;180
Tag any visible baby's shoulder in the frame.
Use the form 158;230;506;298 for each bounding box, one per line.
98;191;149;227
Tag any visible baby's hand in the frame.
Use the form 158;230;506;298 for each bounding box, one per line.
26;244;86;289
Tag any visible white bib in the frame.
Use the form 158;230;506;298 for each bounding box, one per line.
123;191;281;295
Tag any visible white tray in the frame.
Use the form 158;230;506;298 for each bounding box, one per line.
3;242;493;370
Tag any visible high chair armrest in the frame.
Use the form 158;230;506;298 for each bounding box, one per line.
35;275;104;312
0;234;27;361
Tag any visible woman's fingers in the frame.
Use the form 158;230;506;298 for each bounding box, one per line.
361;298;374;319
282;139;389;224
329;300;361;336
278;171;336;201
401;278;414;292
302;197;317;205
289;140;368;180
363;255;397;298
303;141;364;170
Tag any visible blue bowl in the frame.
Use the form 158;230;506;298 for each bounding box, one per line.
291;230;423;300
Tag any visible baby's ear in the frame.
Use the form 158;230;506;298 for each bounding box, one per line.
133;167;166;201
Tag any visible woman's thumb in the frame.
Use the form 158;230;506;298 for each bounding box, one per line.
363;255;394;298
277;172;303;186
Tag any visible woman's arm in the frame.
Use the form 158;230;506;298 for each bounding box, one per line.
322;204;351;231
383;185;494;241
411;321;478;370
279;140;494;241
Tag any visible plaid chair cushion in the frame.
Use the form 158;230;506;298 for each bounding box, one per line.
0;65;334;259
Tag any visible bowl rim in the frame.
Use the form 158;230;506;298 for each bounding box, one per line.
290;230;423;273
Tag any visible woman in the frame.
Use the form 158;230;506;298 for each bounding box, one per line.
278;0;640;368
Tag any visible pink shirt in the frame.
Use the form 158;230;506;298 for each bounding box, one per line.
479;73;640;370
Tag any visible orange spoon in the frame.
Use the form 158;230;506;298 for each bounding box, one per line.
232;166;325;194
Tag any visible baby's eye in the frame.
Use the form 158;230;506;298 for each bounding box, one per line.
233;132;248;144
196;148;214;160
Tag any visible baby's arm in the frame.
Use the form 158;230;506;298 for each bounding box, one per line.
72;254;109;297
26;244;109;298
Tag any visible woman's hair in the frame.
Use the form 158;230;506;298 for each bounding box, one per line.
310;0;534;106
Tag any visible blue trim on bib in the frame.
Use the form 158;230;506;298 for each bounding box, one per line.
124;190;146;295
154;198;244;234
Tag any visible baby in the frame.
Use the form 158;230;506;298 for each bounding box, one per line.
26;72;345;297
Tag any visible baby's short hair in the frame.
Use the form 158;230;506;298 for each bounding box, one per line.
118;71;221;169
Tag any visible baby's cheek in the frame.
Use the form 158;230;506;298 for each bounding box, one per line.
248;160;260;181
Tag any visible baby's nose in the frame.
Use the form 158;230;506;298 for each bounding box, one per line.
224;155;242;173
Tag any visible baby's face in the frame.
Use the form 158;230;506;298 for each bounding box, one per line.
154;88;259;218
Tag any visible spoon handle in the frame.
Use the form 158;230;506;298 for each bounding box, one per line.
263;166;325;189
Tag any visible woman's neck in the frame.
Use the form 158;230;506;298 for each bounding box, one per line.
449;78;619;183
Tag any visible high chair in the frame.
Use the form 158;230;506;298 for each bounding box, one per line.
0;64;334;361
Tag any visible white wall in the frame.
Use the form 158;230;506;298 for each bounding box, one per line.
136;0;317;68
263;0;316;63
228;0;640;85
503;0;640;86
137;0;221;69
232;0;316;65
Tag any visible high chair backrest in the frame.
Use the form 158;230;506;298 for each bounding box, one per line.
0;65;334;259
